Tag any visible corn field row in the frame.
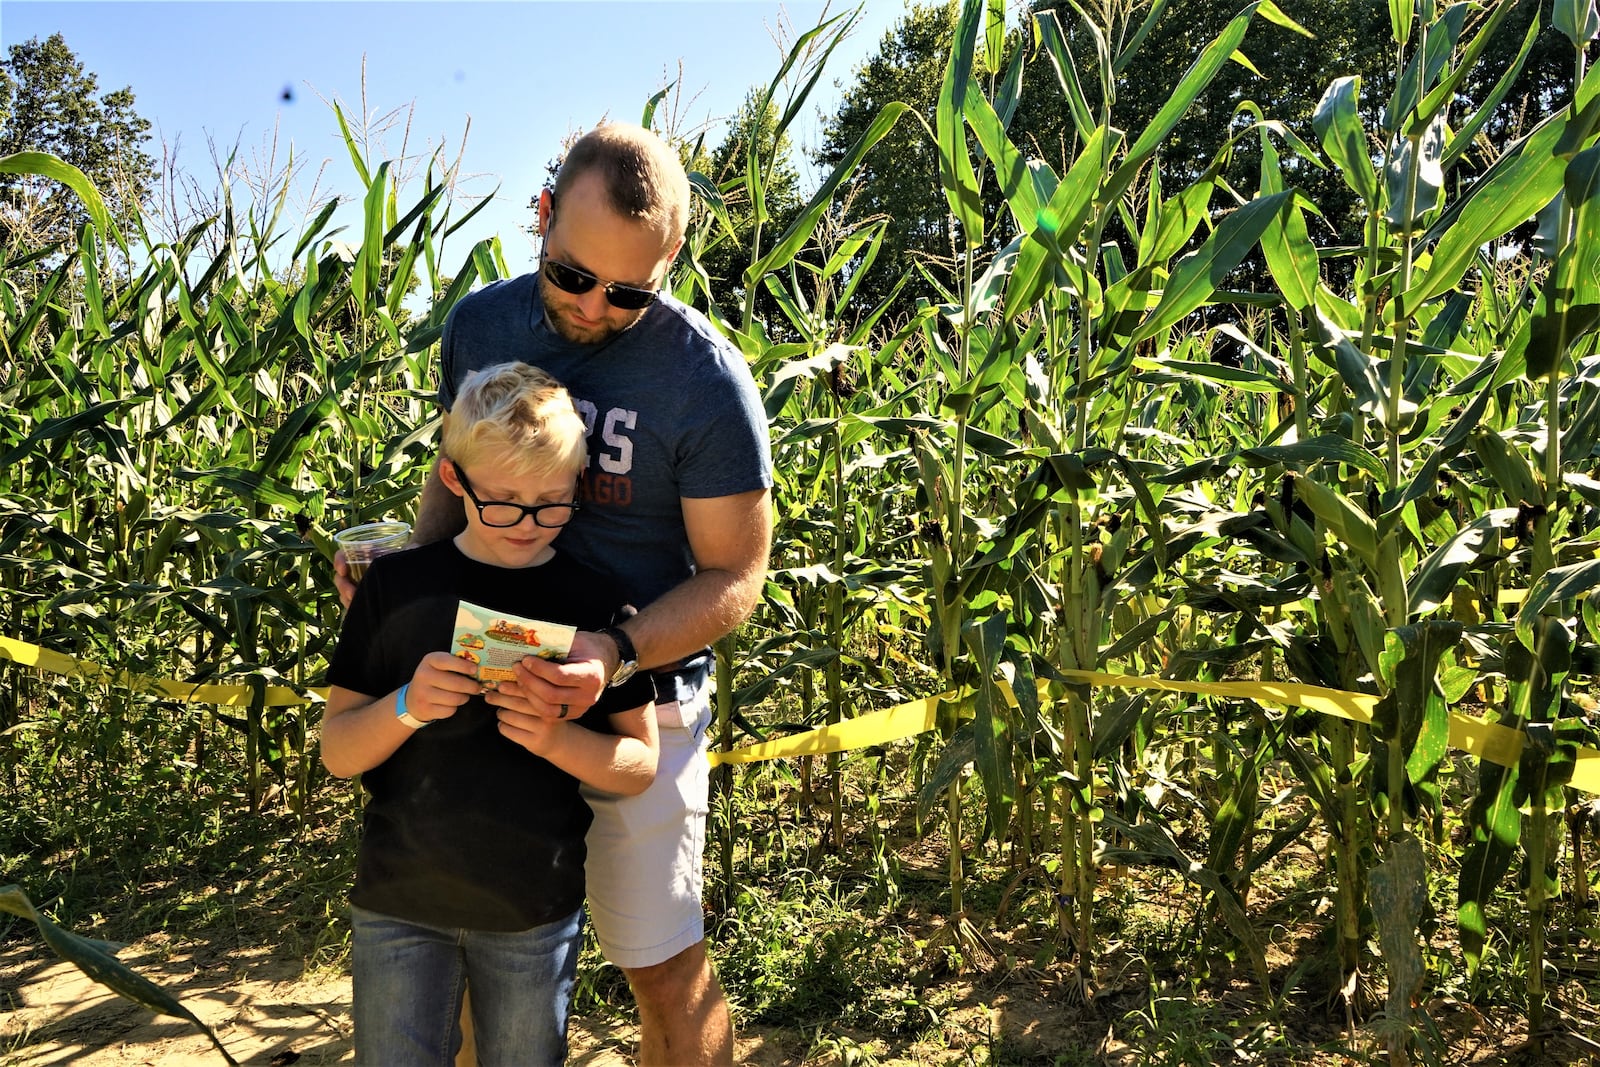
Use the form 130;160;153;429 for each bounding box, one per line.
5;2;1600;1059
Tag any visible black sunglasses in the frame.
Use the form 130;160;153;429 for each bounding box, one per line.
453;462;580;529
541;251;660;312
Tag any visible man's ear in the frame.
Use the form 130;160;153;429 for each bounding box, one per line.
537;188;553;236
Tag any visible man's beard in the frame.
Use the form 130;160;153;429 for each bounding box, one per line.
538;271;638;345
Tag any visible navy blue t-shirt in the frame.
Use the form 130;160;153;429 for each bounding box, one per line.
440;273;774;619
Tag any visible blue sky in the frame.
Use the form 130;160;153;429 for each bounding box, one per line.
3;1;911;274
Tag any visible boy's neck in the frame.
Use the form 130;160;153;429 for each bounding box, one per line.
451;532;557;569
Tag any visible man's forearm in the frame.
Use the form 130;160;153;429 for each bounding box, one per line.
622;566;765;673
412;459;466;546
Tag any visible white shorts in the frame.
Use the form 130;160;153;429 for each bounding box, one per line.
581;681;711;970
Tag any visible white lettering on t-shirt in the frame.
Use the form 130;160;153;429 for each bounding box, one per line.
574;400;598;439
600;408;636;474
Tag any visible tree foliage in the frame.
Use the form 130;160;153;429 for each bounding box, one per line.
0;32;156;252
814;0;1576;315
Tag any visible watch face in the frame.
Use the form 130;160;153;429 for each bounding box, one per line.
609;660;639;687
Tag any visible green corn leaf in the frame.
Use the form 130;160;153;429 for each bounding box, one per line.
1517;558;1600;651
0;886;238;1065
1003;126;1116;318
1382;112;1446;234
1106;3;1257;204
641;82;673;129
1139;177;1215;267
1458;751;1519;978
331;101;371;188
965;80;1040;234
916;716;975;828
962;612;1016;839
0;150;123;250
1407;60;1600;310
1034;10;1095;141
1443;14;1542;169
1389;0;1413;47
748;103;912;282
1409;2;1517;137
1293;473;1378;568
1257;129;1317;311
351;161;391;312
1313;77;1378;205
1556;0;1600;47
1470;426;1541;507
1407;509;1518;616
1384;3;1464;134
1112;0;1172;74
983;0;1006;74
1122;191;1291;351
937;0;986;250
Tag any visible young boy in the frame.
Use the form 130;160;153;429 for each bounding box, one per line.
321;361;657;1066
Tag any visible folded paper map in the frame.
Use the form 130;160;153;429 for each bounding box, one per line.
453;600;576;687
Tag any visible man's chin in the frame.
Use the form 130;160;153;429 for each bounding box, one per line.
548;313;616;346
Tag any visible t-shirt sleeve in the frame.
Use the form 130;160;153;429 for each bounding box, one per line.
437;300;464;411
673;354;774;500
326;564;390;697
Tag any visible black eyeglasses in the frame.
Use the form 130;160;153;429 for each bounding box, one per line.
453;463;580;529
541;251;660;311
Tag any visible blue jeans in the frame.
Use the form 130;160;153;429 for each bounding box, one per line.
351;904;583;1066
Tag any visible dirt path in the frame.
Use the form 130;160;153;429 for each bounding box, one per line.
0;939;646;1066
0;935;827;1067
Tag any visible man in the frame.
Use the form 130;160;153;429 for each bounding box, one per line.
338;123;772;1064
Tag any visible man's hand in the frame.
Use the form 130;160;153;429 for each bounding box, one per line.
333;550;357;610
510;630;618;720
407;651;481;723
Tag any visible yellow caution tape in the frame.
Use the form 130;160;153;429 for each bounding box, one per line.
0;636;325;708
710;666;1600;795
3;633;1595;795
709;693;947;767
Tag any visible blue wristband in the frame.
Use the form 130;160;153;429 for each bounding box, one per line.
394;683;429;729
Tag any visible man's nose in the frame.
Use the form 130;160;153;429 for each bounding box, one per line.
577;285;610;319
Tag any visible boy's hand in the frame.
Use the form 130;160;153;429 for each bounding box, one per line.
484;678;563;755
333;550;357;610
406;651;480;723
511;632;611;720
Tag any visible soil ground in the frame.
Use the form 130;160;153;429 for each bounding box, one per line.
6;927;1600;1065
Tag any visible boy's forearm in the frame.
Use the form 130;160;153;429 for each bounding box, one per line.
321;688;413;778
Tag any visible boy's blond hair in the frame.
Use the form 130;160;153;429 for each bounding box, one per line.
441;362;587;479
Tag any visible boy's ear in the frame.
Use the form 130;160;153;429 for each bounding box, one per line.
439;458;465;497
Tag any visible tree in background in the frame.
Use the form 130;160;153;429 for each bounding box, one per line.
0;32;155;252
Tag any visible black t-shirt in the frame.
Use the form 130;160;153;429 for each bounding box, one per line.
326;538;654;931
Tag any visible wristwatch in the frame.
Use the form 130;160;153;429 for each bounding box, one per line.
598;626;639;688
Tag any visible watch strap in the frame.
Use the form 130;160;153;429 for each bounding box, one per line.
599;626;639;686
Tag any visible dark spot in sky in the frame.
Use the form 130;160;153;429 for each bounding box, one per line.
454;70;465;83
281;85;295;103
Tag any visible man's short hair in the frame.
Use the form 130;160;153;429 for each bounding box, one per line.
441;362;587;479
552;123;689;243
